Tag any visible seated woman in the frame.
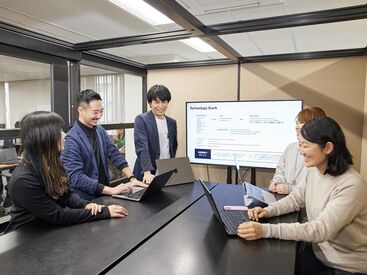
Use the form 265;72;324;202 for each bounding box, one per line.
269;107;326;194
4;111;128;233
238;117;367;275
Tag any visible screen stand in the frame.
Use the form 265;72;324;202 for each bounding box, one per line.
226;166;232;184
251;168;256;186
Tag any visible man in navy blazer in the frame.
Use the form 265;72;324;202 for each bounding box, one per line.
133;85;178;183
61;89;145;200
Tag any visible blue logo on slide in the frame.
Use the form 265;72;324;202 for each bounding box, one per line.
195;149;211;159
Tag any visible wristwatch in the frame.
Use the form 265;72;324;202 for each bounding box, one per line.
128;174;136;182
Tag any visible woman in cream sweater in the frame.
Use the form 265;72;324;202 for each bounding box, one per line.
238;117;367;275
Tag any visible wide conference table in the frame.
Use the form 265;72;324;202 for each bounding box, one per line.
0;181;298;275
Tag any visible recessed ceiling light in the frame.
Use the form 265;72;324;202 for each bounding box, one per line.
108;0;174;26
180;38;217;53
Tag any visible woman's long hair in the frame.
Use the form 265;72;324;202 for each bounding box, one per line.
20;111;68;197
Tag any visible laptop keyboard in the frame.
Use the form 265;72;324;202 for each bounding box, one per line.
220;210;247;234
127;189;145;199
246;184;265;201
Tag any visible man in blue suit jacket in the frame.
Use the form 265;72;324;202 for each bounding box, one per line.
133;85;178;183
61;89;145;200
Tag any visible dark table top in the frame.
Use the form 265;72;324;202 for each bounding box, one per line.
0;181;216;275
107;183;298;275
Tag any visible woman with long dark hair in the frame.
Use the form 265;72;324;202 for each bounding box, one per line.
238;117;367;274
5;111;127;233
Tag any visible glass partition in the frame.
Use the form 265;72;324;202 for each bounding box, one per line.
0;55;51;130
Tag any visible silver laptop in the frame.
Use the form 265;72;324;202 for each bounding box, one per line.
0;148;19;165
234;159;276;206
112;169;176;201
156;157;194;186
199;179;248;236
245;182;276;205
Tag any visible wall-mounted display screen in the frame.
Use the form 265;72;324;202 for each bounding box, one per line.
186;100;303;168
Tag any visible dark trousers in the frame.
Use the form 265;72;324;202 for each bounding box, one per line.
296;242;366;275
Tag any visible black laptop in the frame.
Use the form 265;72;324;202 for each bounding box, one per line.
112;169;176;201
0;148;19;165
156;157;194;186
199;179;248;236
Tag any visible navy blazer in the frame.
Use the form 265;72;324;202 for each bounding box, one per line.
61;122;128;200
133;111;177;180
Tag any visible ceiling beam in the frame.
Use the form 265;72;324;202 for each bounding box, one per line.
143;0;241;62
146;47;366;69
209;4;367;35
146;58;235;69
0;22;81;60
240;48;367;63
83;51;147;76
75;30;192;51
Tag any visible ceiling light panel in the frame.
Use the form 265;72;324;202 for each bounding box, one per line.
108;0;174;25
100;40;225;64
0;0;181;43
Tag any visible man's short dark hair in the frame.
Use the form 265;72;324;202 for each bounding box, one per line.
77;89;102;106
147;85;171;104
301;116;353;176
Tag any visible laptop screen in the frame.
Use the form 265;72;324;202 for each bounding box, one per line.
199;179;223;223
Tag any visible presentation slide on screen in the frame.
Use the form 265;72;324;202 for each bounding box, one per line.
186;100;302;168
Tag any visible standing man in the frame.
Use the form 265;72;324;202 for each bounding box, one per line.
134;84;178;183
61;89;145;200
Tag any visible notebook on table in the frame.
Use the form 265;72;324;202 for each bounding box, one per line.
156;157;194;186
112;169;176;202
199;179;248;236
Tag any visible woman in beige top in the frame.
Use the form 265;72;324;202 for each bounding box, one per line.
269;107;326;194
238;117;367;275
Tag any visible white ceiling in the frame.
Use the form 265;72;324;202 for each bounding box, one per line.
0;0;365;66
177;0;367;24
0;55;50;82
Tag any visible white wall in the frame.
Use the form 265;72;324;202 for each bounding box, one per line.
124;73;143;169
9;79;51;126
0;83;5;125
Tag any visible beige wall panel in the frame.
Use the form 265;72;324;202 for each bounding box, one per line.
241;57;366;178
148;65;238;183
361;60;367;182
148;57;367;185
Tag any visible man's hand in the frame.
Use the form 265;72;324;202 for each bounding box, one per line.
130;177;148;188
143;171;155;184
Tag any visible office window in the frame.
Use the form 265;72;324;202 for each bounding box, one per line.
0;55;51;129
80;65;142;124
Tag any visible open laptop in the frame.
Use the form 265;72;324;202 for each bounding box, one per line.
199;179;248;236
234;160;276;206
0;148;19;165
112;169;176;201
156;157;194;186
